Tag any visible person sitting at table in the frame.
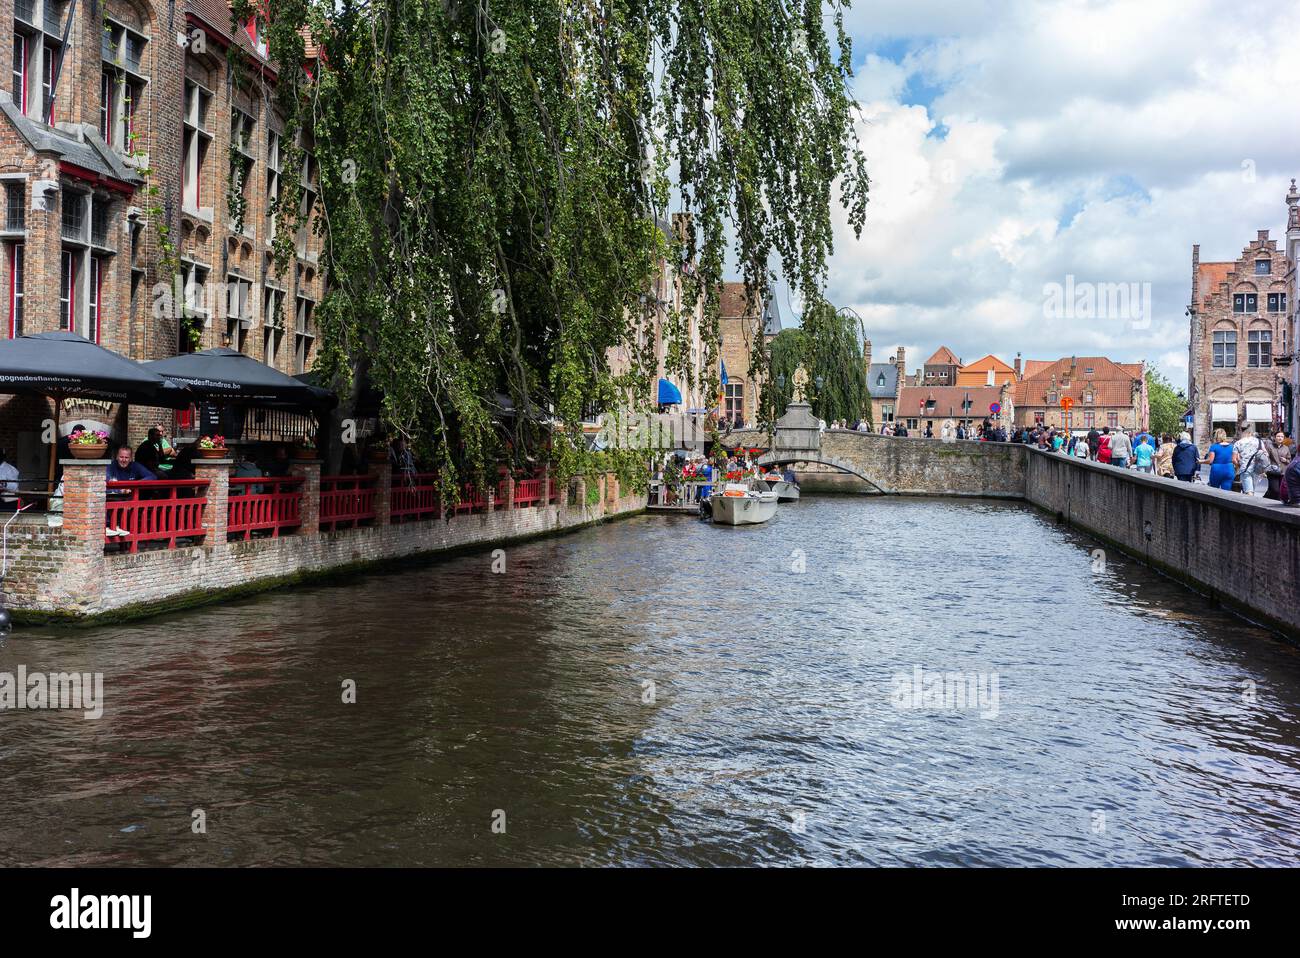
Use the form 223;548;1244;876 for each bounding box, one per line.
106;444;156;483
232;452;264;495
264;446;292;478
0;448;19;511
134;427;169;474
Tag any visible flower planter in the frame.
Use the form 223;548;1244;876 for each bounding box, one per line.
293;448;317;460
368;449;389;463
196;447;226;459
69;443;108;460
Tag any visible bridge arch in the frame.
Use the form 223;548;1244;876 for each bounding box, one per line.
755;452;890;494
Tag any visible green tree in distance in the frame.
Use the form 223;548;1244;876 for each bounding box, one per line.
237;0;870;494
757;299;868;428
1146;367;1186;436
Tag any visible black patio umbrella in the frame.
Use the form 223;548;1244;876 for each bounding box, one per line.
142;348;337;409
0;332;191;488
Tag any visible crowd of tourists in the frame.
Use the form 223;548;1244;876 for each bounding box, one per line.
1004;422;1298;505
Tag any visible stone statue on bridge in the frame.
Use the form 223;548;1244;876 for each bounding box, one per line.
792;365;810;404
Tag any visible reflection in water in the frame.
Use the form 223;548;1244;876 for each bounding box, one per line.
1;497;1298;866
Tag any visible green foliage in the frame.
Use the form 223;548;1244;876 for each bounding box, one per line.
1146;367;1185;436
251;0;868;490
758;300;868;426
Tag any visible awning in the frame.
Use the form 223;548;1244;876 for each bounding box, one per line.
657;378;682;405
1210;402;1238;421
1245;402;1272;422
0;332;190;407
143;348;336;409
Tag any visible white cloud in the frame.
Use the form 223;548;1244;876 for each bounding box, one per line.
821;0;1300;392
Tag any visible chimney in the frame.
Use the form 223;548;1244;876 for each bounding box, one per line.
1014;352;1022;380
863;338;872;371
895;348;906;399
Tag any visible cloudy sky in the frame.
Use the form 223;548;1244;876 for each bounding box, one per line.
793;0;1300;391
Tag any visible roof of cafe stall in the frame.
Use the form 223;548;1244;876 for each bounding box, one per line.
657;378;683;405
142;348;337;409
0;332;191;406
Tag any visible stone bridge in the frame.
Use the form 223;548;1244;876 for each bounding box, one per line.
728;402;1024;497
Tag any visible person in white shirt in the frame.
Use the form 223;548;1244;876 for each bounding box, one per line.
0;448;20;510
1233;426;1267;497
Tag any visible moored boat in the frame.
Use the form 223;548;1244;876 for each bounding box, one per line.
708;482;779;525
760;472;800;503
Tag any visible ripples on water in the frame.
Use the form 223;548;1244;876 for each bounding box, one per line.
1;496;1298;866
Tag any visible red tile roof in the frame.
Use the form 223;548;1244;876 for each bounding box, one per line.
925;346;961;366
898;385;1004;418
1013;356;1141;407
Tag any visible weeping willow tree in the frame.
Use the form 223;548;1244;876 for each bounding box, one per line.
757;299;868;427
238;0;868;495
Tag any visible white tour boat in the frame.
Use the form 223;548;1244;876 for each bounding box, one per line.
707;481;779;526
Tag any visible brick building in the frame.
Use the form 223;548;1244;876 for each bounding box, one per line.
956;353;1016;388
1189;213;1292;441
717;280;781;427
1012;356;1148;433
0;0;325;478
1285;179;1298;435
862;339;902;427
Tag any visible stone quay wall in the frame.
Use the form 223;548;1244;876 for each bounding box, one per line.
726;428;1299;640
1022;448;1300;641
2;461;642;623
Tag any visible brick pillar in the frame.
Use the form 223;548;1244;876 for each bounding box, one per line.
542;464;552;507
575;476;587;517
193;459;231;546
369;462;393;525
505;476;515;509
289;460;321;535
58;460;109;606
59;460;108;551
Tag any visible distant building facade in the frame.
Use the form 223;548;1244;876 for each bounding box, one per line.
1012;356;1148;433
717;281;782;427
1189;208;1294;441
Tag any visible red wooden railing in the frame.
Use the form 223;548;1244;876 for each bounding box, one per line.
227;477;304;540
391;472;441;523
105;480;209;553
454;482;488;515
514;478;542;507
320;475;377;531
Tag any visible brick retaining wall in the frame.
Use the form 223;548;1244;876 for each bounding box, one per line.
2;462;642;623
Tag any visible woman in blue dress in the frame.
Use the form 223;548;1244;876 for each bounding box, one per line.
1200;428;1239;490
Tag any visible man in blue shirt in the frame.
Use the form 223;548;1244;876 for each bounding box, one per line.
106;444;157;483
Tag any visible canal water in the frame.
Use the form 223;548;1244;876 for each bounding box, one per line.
2;496;1298;866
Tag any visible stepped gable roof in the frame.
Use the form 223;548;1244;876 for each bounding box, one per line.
1196;261;1233;306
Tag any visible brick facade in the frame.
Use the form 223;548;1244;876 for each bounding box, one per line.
1189;218;1293;441
0;0;325;478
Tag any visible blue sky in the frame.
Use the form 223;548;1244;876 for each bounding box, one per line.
799;0;1300;390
